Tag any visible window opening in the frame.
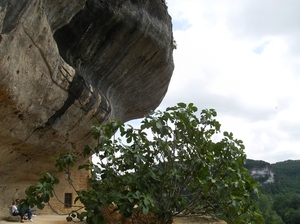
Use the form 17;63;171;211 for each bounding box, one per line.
64;193;72;208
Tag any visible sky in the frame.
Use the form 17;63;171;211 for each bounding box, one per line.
146;0;300;164
92;1;300;165
123;0;300;165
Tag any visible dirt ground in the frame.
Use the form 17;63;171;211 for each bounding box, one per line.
0;214;73;224
1;214;226;224
173;215;226;224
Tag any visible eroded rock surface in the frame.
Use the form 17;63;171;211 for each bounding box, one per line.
0;0;173;217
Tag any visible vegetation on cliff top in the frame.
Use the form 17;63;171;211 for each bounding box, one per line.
248;159;300;223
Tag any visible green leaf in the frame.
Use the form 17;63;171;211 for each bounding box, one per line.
177;102;186;108
142;206;149;215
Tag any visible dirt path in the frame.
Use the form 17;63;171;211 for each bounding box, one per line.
1;214;226;224
173;215;226;224
0;214;75;224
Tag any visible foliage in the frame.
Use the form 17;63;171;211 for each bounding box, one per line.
18;153;77;216
272;194;300;224
271;160;300;194
80;103;261;223
21;103;262;224
172;39;177;50
19;173;59;210
245;159;271;170
246;159;300;223
255;193;284;224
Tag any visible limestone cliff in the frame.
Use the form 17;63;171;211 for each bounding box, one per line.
0;0;174;217
245;159;275;184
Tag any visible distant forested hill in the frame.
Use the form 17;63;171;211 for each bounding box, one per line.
269;160;300;194
245;159;271;170
246;159;300;224
246;159;300;194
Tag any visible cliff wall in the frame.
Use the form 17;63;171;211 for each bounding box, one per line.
0;0;174;217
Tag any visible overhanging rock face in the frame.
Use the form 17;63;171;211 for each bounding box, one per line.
0;0;174;216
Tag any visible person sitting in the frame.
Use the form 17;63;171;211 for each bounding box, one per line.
11;199;33;222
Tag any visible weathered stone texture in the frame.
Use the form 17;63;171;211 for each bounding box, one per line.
0;0;173;217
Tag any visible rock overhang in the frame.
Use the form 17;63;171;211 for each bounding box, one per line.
0;1;174;213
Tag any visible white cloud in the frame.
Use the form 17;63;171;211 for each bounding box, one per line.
152;0;300;163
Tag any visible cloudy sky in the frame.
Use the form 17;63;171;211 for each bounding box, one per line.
148;0;300;164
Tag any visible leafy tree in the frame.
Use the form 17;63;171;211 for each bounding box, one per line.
19;173;59;210
256;194;284;224
20;103;262;224
245;159;271;170
286;209;300;224
271;161;300;194
273;194;300;224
